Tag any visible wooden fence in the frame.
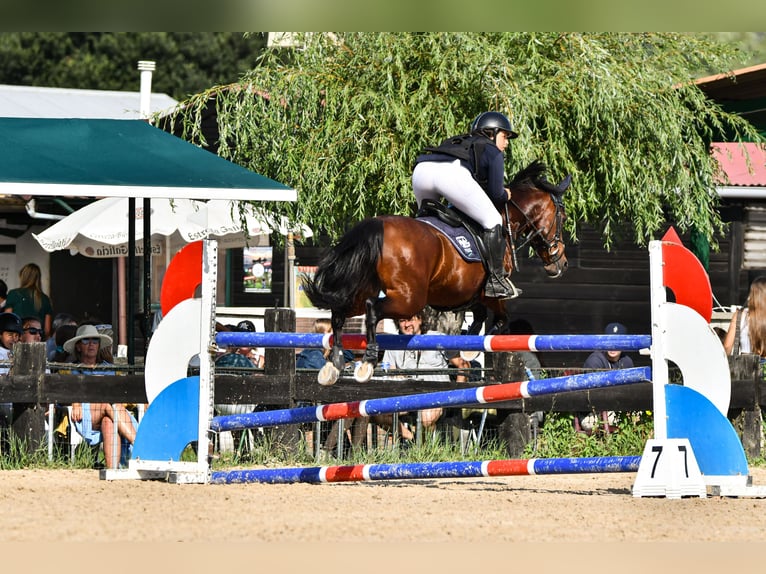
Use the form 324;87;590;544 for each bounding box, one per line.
1;309;763;458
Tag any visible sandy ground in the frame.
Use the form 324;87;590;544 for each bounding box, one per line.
3;466;766;547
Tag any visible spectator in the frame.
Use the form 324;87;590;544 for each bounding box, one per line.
65;324;137;469
0;279;7;311
506;318;543;374
47;313;77;361
296;318;354;369
724;276;766;357
370;311;464;444
0;313;22;440
298;319;359;458
50;324;78;365
576;322;634;435
4;263;54;338
20;316;44;344
235;320;265;368
214;322;259;456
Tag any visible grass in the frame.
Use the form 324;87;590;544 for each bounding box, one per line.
1;410;764;470
525;411;654;459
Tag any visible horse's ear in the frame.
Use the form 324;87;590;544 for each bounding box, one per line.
557;174;572;193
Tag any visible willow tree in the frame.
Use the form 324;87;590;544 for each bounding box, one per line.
166;32;762;249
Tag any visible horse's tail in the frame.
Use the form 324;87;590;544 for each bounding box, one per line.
302;218;383;316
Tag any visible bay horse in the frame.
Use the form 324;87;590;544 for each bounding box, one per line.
303;160;570;384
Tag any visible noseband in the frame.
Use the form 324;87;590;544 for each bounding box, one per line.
504;191;565;270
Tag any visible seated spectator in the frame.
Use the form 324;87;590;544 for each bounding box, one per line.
20;316;44;344
65;324;137;469
0;312;22;371
235;320;265;368
296;318;354;369
214;323;260;456
298;319;358;458
576;322;634;435
47;313;77;361
50;324;78;365
0;313;22;441
215;322;258;413
370;311;464;444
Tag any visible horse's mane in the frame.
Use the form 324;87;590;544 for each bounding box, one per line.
508;160;560;195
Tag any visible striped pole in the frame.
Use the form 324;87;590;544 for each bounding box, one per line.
216;332;651;352
210;455;642;484
210;366;651;432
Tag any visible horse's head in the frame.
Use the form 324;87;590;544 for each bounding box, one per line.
504;160;570;278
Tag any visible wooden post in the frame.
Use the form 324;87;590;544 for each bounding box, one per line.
729;354;763;459
263;308;299;451
10;342;47;455
493;352;531;457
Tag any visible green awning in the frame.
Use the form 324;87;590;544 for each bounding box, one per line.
0;117;296;202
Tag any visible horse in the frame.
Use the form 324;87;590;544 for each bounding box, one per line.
303;160;571;385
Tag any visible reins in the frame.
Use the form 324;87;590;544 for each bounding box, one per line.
505;189;565;269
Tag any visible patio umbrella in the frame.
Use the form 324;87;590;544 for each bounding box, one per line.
32;197;273;258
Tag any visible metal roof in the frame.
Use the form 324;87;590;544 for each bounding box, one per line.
0;84;178;119
713;142;766;187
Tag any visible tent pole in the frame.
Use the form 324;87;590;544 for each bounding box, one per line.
127;198;136;365
117;257;127;347
143;197;152;357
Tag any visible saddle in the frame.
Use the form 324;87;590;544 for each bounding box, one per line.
415;199;490;264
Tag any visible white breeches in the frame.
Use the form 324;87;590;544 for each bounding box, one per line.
412;159;502;229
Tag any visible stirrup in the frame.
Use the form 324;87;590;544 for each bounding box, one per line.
484;276;523;300
507;281;523;299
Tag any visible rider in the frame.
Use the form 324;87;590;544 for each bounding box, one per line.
412;111;521;299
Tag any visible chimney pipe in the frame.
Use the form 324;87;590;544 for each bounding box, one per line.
137;60;156;120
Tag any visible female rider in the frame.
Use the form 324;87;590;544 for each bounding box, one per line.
412;111;520;299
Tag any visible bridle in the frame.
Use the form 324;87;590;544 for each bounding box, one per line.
504;190;566;272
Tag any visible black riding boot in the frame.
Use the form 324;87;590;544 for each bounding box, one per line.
482;224;522;300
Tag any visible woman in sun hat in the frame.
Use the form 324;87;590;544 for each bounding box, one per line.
65;324;137;469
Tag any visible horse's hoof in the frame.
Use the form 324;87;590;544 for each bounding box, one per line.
317;363;339;386
460;350;480;362
353;362;374;383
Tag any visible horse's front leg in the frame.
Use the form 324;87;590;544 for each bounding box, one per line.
317;311;346;386
353;298;379;383
466;303;487;335
478;299;508;335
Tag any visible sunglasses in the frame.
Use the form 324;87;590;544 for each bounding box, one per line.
23;327;43;335
78;338;101;345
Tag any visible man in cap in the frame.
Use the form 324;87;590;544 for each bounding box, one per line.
583;322;634;370
577;322;634;435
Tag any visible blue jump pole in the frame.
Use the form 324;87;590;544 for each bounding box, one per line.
215;332;652;352
210;366;651;433
210;456;642;484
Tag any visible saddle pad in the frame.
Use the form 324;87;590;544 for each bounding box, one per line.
417;216;481;263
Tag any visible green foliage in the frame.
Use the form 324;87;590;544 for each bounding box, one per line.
168;32;762;249
527;411;653;459
0;32;267;101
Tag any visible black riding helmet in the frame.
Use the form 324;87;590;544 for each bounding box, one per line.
0;312;23;335
470;111;519;140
